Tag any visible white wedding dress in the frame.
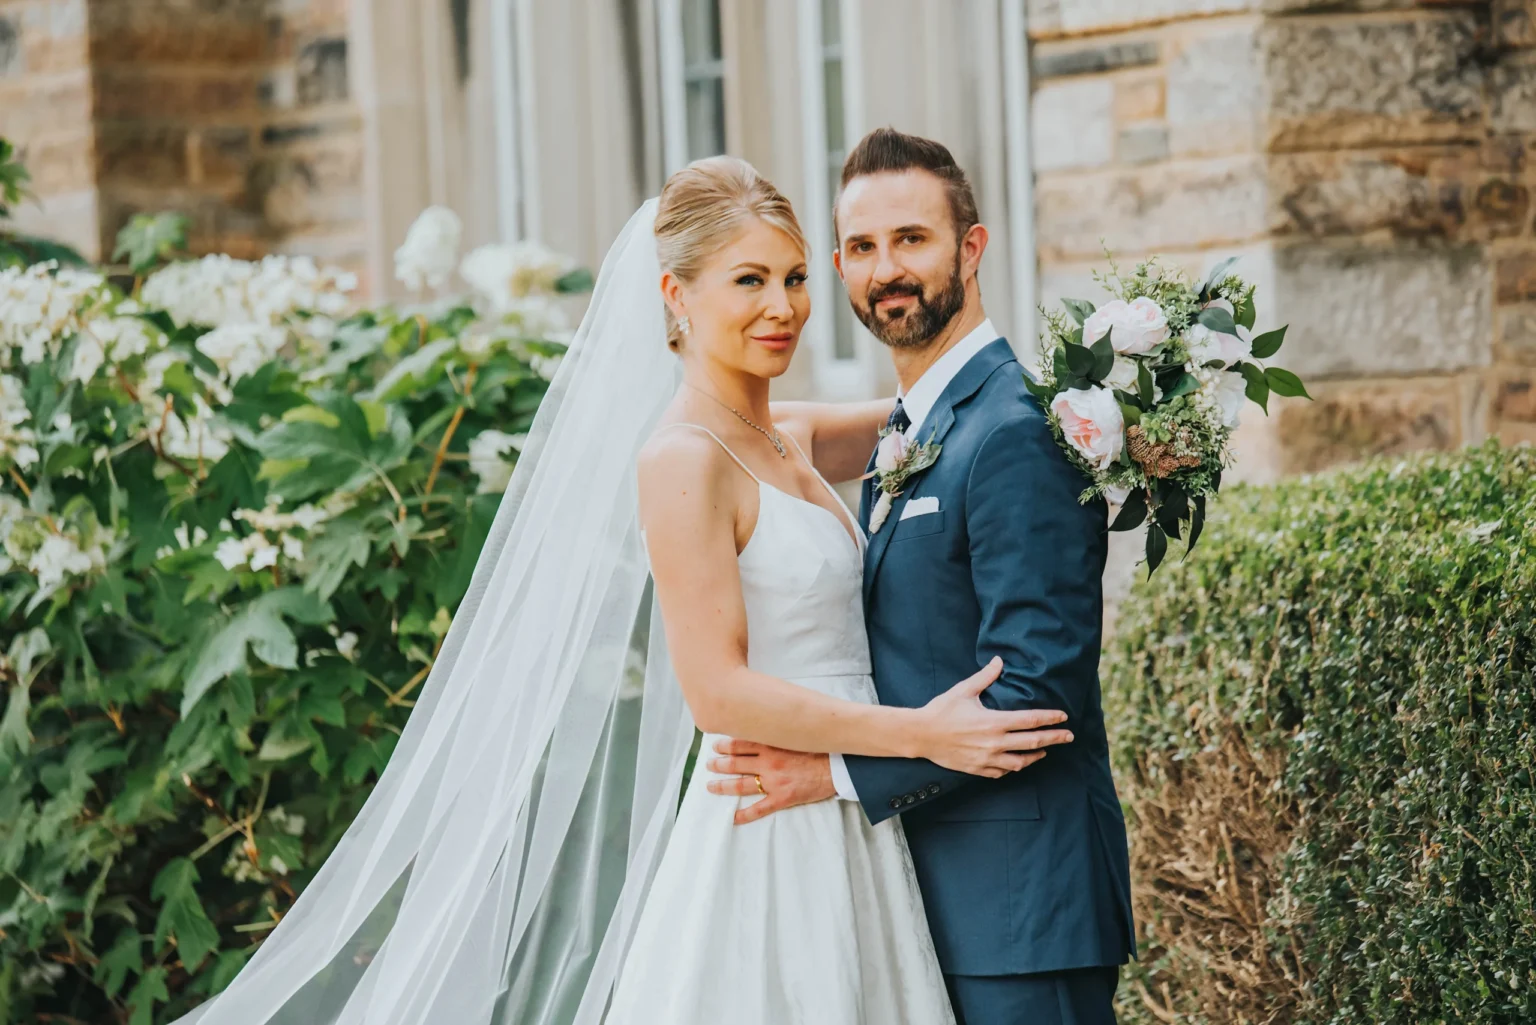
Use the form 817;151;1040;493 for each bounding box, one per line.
607;426;955;1025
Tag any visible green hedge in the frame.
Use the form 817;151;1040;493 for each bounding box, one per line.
1106;441;1536;1025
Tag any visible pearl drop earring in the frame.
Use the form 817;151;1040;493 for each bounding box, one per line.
679;316;691;335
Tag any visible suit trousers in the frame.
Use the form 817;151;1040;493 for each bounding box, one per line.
944;966;1119;1025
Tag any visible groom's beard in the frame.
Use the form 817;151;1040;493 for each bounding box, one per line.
852;256;966;351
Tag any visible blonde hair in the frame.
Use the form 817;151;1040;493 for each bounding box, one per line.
654;156;808;352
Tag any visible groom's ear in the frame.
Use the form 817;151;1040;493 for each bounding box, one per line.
960;223;989;279
832;247;845;281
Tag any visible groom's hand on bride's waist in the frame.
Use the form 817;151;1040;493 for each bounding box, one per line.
705;740;836;825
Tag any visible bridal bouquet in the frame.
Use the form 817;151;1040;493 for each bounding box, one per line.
1026;256;1309;574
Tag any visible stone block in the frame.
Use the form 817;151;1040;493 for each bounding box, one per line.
1026;0;1257;39
1493;0;1536;48
1263;14;1486;152
1269;149;1460;239
5;186;99;259
1031;77;1115;173
0;13;19;76
1033;38;1159;79
1493;370;1536;423
1489;56;1536;135
92;68;261;121
1497;252;1536;304
1270;377;1463;475
188;126;253;187
95;124;190;185
296;36;348;105
249;144;364;231
1118;124;1169;164
1166;25;1264;156
0;71;90;140
1497;302;1536;359
1115;76;1165;123
89;6;268;64
1035;155;1268;262
1272;243;1492;379
11;131;93;193
14;0;87;75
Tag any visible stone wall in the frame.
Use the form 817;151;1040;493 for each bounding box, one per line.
1;0;366;273
1030;0;1536;486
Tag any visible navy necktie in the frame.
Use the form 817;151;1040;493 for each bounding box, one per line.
886;399;911;434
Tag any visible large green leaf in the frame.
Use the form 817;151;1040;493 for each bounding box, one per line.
1250;325;1287;360
113;212;188;276
151;858;219;972
182;589;334;716
126;966;170;1025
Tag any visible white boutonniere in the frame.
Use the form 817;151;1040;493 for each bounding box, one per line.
865;427;942;533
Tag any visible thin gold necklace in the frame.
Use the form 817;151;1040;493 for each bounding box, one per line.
687;383;786;458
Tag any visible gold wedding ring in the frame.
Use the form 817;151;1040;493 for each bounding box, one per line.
754;774;766;795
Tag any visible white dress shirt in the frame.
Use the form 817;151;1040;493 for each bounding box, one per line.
829;318;999;802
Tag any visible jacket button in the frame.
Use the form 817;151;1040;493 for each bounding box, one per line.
902;794;917;806
889;798;902;810
925;784;940;797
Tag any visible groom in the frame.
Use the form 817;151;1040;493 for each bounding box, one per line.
708;128;1136;1023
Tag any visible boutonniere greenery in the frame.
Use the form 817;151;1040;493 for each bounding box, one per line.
865;427;941;533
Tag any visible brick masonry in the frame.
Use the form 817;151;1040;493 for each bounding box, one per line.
1031;3;1536;501
0;0;365;270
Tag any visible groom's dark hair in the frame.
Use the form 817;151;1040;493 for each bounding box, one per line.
836;128;979;241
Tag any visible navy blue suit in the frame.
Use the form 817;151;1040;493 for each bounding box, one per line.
849;338;1135;1023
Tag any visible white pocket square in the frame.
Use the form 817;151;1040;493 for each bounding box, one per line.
900;496;940;521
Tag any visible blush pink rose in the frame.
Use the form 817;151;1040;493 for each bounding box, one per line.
1050;386;1125;472
1082;297;1170;356
874;429;909;473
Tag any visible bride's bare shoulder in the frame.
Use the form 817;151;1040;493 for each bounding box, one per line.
636;423;737;502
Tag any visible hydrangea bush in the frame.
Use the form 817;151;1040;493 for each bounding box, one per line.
0;208;590;1024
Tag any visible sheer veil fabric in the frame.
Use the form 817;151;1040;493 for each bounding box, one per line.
177;200;699;1025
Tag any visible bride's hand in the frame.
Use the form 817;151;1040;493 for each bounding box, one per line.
914;657;1074;777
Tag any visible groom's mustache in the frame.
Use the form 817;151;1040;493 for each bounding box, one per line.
866;281;926;311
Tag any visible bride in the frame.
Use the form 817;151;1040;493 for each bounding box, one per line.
176;157;1069;1025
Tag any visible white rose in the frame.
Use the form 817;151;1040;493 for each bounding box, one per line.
1206;369;1248;429
1185;322;1251;369
1082;297;1169;355
1050;386;1125;472
395;206;463;292
1103;356;1139;393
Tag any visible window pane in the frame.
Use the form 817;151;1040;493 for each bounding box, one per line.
821;0;841;48
823;58;845;151
686;77;726;159
682;0;722;64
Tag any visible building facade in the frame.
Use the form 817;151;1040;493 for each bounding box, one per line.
3;0;1534;476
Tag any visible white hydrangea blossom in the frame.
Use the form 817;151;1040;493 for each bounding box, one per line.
1194;367;1248;430
155;396;235;463
0;373;38;468
155;522;211;561
142;254;355;329
28;532;104;592
395;207;463;292
0;264;109;367
459;241;574;310
467;429;526;494
335;631;359;660
195;323;288;382
214;499;333;572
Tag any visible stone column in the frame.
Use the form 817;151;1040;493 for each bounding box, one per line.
0;0;99;257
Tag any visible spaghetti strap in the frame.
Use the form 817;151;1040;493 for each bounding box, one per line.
654;423;762;484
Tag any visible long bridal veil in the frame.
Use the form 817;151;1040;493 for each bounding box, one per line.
178;200;696;1025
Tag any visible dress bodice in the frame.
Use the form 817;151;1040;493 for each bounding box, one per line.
738;482;871;681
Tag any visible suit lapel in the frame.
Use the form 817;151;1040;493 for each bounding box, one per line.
862;338;1017;604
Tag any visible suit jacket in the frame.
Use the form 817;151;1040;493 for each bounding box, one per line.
847;337;1137;977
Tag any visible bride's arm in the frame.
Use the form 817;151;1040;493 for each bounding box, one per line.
637;432;1064;772
772;399;892;484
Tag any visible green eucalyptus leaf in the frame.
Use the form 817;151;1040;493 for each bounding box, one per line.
1250;325;1287;360
1061;297;1096;326
1265;366;1311;399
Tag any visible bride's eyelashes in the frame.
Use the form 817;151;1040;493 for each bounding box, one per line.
732;270;808;288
